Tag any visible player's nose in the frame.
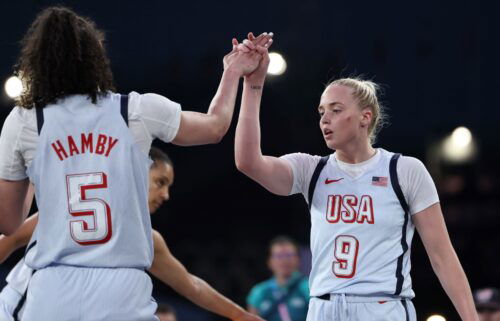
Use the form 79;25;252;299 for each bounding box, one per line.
321;113;331;124
161;187;170;201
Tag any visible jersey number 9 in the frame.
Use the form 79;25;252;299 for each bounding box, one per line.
332;235;359;278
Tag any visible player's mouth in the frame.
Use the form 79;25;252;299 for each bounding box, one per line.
323;128;333;138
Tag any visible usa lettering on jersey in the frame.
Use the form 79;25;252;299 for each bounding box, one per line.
326;194;374;224
51;133;119;161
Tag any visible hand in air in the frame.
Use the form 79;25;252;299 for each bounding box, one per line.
223;32;273;77
234;32;273;85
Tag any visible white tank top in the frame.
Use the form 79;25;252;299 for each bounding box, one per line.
25;93;153;269
307;149;414;298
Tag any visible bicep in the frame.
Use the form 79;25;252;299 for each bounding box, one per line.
413;203;454;260
246;155;294;196
172;111;219;146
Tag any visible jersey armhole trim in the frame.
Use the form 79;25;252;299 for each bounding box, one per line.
120;95;129;127
307;155;330;210
389;153;410;296
35;106;44;135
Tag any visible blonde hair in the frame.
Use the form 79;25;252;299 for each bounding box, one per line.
328;77;387;144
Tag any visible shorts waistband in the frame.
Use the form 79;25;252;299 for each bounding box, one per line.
316;293;406;303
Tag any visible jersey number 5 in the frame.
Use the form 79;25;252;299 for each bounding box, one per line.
332;235;359;278
66;172;112;245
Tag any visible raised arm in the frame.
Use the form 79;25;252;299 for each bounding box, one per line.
413;203;479;321
0;179;33;235
148;230;264;321
172;34;273;146
0;212;38;263
234;34;293;196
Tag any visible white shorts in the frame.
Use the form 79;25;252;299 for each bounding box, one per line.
0;284;23;321
21;265;159;321
306;294;417;321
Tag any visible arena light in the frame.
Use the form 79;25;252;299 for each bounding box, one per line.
426;315;446;321
4;76;23;99
267;52;287;76
442;126;476;163
450;126;472;147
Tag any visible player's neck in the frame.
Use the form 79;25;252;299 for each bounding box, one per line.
335;139;375;164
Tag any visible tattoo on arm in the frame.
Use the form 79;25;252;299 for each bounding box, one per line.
250;85;262;90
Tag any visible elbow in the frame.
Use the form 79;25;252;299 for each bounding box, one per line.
211;129;225;144
212;121;230;144
235;157;255;174
186;275;203;300
205;125;226;145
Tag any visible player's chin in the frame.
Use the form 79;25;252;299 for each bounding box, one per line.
324;138;337;151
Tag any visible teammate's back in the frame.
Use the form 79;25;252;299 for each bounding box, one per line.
26;93;153;269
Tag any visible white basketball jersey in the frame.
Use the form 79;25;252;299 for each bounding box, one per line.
25;93;153;269
308;149;414;298
6;258;33;295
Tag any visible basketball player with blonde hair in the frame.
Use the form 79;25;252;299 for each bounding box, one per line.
233;37;479;320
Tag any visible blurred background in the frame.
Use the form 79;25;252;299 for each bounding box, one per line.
0;1;497;320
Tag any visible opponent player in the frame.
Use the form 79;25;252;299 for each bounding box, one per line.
0;6;271;320
0;148;264;321
233;37;478;320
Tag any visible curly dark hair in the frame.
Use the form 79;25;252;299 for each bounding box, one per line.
15;6;115;109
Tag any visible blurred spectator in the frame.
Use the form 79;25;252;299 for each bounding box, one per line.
247;236;309;321
474;288;500;321
156;303;178;321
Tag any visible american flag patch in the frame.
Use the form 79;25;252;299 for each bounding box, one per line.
372;176;388;187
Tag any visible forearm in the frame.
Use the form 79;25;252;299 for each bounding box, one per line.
235;81;265;172
0;179;29;235
182;276;246;320
0;235;18;264
0;213;38;263
205;68;241;140
430;247;479;321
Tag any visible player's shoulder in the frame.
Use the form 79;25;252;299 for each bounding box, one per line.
396;154;427;174
378;149;426;172
2;106;37;137
126;91;179;113
5;106;36;124
280;152;325;168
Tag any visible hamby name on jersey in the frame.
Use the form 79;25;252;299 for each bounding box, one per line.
51;133;119;161
326;194;374;224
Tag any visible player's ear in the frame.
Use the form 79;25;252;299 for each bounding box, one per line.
360;107;372;128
